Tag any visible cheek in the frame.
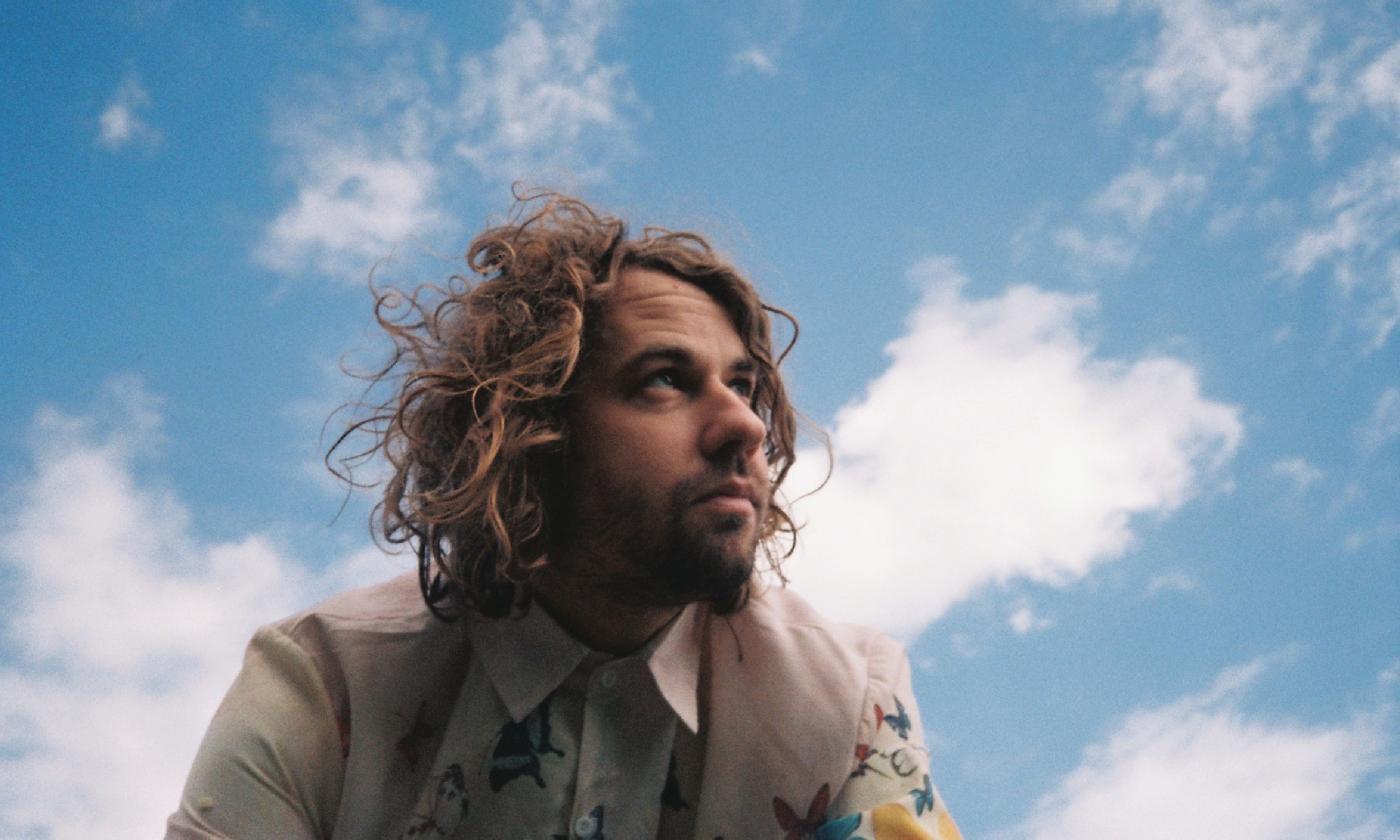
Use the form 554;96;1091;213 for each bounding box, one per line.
573;423;662;489
602;413;691;459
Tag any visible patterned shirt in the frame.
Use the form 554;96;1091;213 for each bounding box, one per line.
167;573;962;839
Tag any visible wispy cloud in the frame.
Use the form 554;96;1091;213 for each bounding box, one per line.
1146;569;1197;595
1094;0;1320;143
1310;39;1400;156
1056;3;1400;353
731;47;779;76
1358;386;1400;453
1016;655;1396;839
256;149;447;279
1049;163;1207;276
1052;225;1138;276
255;0;641;281
254;1;450;280
1008;599;1054;635
453;0;639;182
1271;456;1323;494
0;377;396;838
97;72;160;151
785;257;1242;639
1343;517;1400;553
1283;152;1400;352
729;0;801;77
1358;41;1400;127
1043;0;1324;280
1089;165;1207;232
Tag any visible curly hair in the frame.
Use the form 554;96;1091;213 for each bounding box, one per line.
329;191;802;620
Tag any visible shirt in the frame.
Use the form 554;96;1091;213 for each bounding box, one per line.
167;573;962;840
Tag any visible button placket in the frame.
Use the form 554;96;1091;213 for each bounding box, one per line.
568;658;675;838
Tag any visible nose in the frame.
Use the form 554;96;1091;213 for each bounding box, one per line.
699;381;768;469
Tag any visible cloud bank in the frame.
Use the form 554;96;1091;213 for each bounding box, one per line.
1016;655;1396;840
0;377;394;839
784;258;1243;638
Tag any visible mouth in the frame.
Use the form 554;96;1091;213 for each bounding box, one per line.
693;480;760;514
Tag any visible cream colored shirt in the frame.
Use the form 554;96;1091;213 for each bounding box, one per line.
167;573;962;839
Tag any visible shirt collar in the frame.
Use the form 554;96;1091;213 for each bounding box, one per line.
467;600;590;723
646;603;702;734
467;600;703;734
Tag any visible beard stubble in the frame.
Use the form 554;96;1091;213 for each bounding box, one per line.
583;471;768;610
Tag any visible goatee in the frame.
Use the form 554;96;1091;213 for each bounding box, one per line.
591;473;767;610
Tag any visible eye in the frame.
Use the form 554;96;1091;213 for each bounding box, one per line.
641;369;680;390
729;377;756;399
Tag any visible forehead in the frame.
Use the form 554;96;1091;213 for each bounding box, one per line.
592;268;746;365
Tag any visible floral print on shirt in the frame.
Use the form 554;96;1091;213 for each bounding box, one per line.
167;575;965;840
818;689;964;840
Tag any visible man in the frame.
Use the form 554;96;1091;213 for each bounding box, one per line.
168;193;962;839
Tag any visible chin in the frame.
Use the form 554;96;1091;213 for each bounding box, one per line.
653;531;753;604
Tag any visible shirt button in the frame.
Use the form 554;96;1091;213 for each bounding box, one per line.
573;814;597;836
599;669;618;689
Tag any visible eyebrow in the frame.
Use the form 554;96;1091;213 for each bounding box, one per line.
618;345;756;379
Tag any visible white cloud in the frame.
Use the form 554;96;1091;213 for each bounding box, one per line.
728;0;801;77
731;47;779;75
1054;225;1137;274
1312;40;1400;155
1207;205;1247;238
1271;456;1323;493
253;1;449;280
1089;165;1207;231
1283;152;1400;351
1049;164;1208;276
97;72;160;151
255;146;446;278
453;0;639;183
257;0;640;280
1285;153;1400;280
1016;656;1395;840
1343;518;1400;553
1098;0;1321;142
348;0;428;43
1146;569;1197;595
1359;41;1400;125
1359;387;1400;453
1008;599;1054;635
0;377;396;839
784;257;1243;639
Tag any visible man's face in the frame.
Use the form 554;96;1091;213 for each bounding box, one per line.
555;267;770;607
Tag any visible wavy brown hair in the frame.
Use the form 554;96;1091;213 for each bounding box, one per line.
329;191;802;620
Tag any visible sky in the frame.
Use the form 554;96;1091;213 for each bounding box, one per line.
1;0;1398;837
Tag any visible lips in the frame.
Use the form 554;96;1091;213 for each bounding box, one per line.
693;479;760;509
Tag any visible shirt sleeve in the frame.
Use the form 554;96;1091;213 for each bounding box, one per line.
165;625;345;840
819;635;963;840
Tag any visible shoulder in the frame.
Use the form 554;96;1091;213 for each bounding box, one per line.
256;572;471;726
692;584;909;814
729;583;906;686
265;568;470;667
273;570;436;637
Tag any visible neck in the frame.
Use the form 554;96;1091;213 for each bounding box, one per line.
529;565;682;656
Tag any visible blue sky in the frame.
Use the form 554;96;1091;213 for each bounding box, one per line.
2;1;1398;837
